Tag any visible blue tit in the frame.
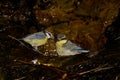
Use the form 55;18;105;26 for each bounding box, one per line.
22;30;54;50
56;34;90;56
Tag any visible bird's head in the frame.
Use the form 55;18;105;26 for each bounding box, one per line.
44;31;54;39
57;33;66;40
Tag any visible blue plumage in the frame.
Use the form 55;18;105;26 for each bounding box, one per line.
56;34;90;56
23;32;46;40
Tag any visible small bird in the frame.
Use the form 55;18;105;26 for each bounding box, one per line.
22;30;54;50
56;34;90;56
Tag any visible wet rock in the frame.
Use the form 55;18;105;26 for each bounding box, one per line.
34;0;120;51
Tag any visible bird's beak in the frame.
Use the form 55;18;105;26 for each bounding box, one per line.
50;35;54;39
45;31;54;39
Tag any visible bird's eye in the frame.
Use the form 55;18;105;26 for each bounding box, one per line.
57;34;66;40
48;32;53;37
45;32;54;39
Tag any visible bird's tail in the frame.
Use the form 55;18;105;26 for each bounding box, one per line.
80;49;90;53
8;35;43;55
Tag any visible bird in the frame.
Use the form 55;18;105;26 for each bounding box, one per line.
22;30;54;50
55;33;90;56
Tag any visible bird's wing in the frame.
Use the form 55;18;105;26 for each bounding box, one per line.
23;32;46;39
63;40;82;50
63;40;89;53
71;45;82;50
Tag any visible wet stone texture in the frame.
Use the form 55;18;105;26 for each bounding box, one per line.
34;0;120;51
0;0;120;80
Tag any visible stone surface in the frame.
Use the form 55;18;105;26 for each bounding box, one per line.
34;0;120;51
